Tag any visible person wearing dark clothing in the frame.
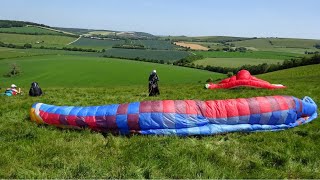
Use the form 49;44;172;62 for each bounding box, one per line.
148;70;160;96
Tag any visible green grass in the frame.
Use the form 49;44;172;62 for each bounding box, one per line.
0;26;64;35
0;63;319;178
0;33;76;47
194;58;284;67
103;48;190;62
0;47;94;60
195;50;304;60
0;55;222;87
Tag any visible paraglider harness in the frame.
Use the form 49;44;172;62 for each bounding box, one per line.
149;74;160;96
29;82;42;97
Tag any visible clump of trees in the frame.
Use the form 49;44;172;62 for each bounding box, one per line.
3;63;22;77
314;43;320;49
0;20;50;28
0;41;32;49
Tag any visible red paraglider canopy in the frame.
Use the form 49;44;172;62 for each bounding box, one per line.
206;70;286;89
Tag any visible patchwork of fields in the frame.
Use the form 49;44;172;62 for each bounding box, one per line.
71;37;179;50
103;48;190;62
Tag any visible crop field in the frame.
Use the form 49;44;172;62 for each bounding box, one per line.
0;26;64;35
71;38;179;50
0;60;319;178
175;42;209;50
0;55;221;87
103;48;190;62
194;51;303;60
194;58;284;67
0;33;76;47
71;37;126;49
160;36;251;42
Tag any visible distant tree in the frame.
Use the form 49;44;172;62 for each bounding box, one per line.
315;43;320;49
23;43;32;49
3;63;22;77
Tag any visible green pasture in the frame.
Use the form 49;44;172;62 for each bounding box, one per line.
232;38;320;51
103;48;190;62
0;62;319;178
0;26;63;35
194;58;284;67
0;55;222;88
195;50;303;60
0;33;76;47
0;47;93;60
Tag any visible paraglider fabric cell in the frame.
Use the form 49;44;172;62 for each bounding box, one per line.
205;70;286;89
30;96;318;136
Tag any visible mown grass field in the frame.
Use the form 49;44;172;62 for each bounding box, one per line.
0;58;319;178
194;58;284;67
0;55;221;87
0;26;64;35
0;33;76;47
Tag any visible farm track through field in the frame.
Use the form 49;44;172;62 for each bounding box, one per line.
68;35;82;45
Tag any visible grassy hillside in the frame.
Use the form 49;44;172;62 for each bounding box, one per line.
194;58;283;67
232;38;320;53
195;51;303;60
0;63;319;178
0;33;76;47
0;55;222;87
0;47;94;60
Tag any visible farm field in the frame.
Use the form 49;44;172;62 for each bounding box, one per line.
103;48;190;62
0;33;76;47
231;38;320;51
194;58;283;67
0;61;319;178
71;37;179;50
0;26;64;35
0;55;221;88
194;50;303;60
71;37;126;49
175;42;209;50
0;47;94;60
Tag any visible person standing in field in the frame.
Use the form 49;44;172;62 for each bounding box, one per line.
148;70;160;96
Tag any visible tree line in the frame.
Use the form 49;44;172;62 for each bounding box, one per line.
0;20;50;28
0;41;98;52
0;31;79;38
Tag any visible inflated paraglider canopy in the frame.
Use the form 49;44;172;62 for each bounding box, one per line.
205;70;285;89
30;95;317;136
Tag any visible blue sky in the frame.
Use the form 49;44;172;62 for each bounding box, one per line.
0;0;319;39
